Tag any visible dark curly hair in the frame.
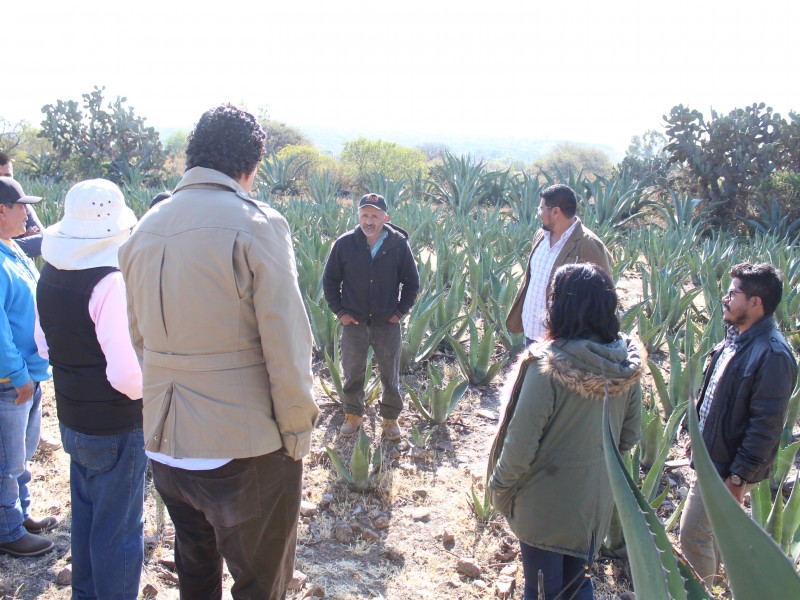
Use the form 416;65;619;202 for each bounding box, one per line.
185;104;266;180
545;263;619;343
730;262;783;316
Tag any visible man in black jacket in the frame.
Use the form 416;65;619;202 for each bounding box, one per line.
680;262;797;588
323;193;419;440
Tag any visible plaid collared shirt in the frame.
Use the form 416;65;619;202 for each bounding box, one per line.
520;219;579;341
699;325;740;432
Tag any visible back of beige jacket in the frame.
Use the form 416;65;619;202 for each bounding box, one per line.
119;167;318;460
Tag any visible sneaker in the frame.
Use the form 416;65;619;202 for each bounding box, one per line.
38;435;62;452
23;515;58;533
0;533;54;557
339;414;363;437
382;418;402;441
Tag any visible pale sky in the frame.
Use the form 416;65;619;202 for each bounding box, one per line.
4;0;799;153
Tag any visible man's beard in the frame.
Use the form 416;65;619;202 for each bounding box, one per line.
723;304;747;328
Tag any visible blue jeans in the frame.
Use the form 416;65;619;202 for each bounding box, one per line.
520;542;593;600
0;381;42;544
341;320;403;419
60;424;147;600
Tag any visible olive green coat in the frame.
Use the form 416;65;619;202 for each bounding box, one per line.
488;336;642;559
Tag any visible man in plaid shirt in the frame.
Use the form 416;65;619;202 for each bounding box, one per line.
506;184;612;343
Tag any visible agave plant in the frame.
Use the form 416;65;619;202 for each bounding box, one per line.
448;319;506;386
364;172;407;208
258;150;309;194
306;292;340;360
746;198;800;240
637;265;700;353
408;425;434;449
400;291;461;372
750;439;800;557
405;364;468;425
320;340;379;406
428;151;500;215
647;327;705;419
308;170;341;204
325;430;383;492
468;481;498;524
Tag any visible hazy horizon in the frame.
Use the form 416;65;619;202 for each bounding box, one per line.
5;0;799;159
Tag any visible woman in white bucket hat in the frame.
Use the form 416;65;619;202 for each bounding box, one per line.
35;179;146;599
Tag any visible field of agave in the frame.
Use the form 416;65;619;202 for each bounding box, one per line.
17;158;800;596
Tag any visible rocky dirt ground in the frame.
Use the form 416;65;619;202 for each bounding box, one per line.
0;273;723;599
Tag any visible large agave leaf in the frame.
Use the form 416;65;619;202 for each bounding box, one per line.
349;430;372;490
325;445;354;484
444;379;469;421
781;476;800;552
448;333;474;383
647;357;674;417
640;402;688;502
772;440;800;487
602;395;690;599
430;378;468;424
686;402;800;596
405;383;433;422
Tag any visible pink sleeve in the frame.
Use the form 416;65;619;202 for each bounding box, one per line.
88;272;143;400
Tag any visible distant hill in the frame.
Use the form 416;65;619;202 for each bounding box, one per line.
299;125;624;165
157;124;624;165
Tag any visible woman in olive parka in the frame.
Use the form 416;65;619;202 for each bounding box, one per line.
489;263;642;600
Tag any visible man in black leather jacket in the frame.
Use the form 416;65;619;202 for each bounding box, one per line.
680;262;797;588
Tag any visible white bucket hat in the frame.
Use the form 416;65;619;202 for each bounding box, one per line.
42;179;138;270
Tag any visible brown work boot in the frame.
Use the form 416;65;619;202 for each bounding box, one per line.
0;532;54;557
23;515;58;533
382;418;402;441
339;414;363;437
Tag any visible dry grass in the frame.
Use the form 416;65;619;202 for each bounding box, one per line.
0;277;659;599
0;376;638;600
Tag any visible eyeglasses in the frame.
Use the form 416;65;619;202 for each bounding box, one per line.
537;204;554;214
723;288;745;301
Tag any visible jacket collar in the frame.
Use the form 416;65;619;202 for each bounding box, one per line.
733;315;776;345
534;219;585;247
173;167;250;197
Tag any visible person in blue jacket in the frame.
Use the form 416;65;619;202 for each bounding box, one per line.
0;177;55;557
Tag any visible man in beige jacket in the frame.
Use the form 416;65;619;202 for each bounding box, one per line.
119;105;318;600
506;184;613;344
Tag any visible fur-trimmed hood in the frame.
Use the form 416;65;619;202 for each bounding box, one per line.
502;335;643;406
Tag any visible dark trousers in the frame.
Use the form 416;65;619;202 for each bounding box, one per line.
151;450;303;600
341;320;403;419
520;542;593;600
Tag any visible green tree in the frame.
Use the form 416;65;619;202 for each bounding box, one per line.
163;130;188;156
260;119;311;154
0;117;24;153
340;137;427;190
39;86;166;184
531;143;613;179
619;129;671;181
664;103;800;224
